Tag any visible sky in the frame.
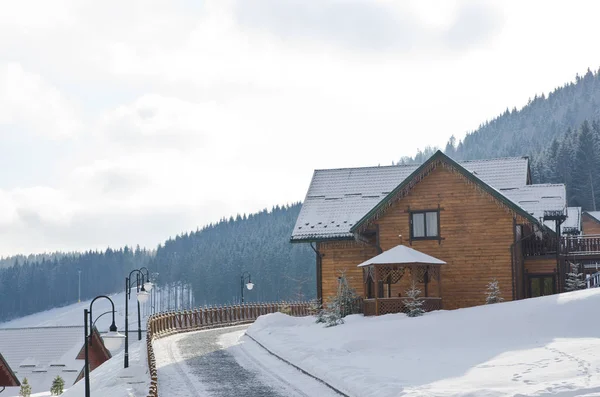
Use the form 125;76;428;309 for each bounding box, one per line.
2;0;600;255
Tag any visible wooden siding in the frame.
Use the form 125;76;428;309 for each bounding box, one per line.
583;214;600;235
371;166;517;310
524;257;557;274
318;241;378;300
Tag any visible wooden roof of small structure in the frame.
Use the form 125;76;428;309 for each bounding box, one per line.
357;245;446;268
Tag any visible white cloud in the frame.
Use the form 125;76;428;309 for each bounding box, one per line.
0;63;81;138
2;0;600;255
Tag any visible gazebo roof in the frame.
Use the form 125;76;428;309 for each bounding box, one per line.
357;245;446;268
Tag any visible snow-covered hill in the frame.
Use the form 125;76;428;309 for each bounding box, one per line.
248;289;600;397
0;291;148;332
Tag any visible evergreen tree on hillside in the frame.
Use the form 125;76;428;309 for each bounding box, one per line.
572;121;600;210
149;204;313;306
399;67;600;210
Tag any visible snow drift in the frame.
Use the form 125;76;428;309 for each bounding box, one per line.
248;289;600;397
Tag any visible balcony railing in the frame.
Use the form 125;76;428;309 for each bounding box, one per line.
523;235;600;257
562;235;600;255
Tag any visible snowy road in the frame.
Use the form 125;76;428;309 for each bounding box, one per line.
153;325;342;397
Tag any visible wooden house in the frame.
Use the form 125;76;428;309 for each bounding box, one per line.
582;212;600;235
0;326;111;395
0;352;20;389
291;151;600;314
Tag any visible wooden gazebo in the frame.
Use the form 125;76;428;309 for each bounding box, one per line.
358;245;446;316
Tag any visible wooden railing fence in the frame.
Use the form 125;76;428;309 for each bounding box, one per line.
144;301;311;397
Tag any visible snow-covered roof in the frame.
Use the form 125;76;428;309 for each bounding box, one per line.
0;326;84;394
292;155;541;241
357;245;446;267
499;184;567;223
585;211;600;223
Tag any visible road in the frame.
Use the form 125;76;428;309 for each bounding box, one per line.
153;324;341;397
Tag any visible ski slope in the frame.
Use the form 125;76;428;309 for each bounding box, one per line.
248;289;600;397
0;291;148;332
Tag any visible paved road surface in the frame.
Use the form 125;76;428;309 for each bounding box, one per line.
154;324;340;397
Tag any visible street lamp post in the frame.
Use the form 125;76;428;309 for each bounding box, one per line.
240;272;254;303
124;268;153;368
84;295;125;397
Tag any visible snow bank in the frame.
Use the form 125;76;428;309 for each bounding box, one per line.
248;289;600;397
61;339;149;397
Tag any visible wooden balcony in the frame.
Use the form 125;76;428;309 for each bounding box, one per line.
363;297;442;316
523;235;600;257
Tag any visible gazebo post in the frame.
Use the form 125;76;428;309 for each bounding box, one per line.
437;266;442;307
424;266;429;297
374;265;379;316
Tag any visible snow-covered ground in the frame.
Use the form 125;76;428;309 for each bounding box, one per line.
153;325;341;396
247;289;600;397
61;338;149;397
0;291;150;397
0;291;147;332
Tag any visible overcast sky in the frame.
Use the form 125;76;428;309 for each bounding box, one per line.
2;0;600;255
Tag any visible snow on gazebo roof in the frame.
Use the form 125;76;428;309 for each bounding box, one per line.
357;245;446;268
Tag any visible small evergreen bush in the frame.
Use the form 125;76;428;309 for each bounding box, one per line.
485;278;504;304
20;377;31;397
404;282;425;317
565;262;586;291
50;375;65;395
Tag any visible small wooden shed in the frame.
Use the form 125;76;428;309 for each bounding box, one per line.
358;245;446;316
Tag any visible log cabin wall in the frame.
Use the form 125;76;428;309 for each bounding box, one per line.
524;257;557;274
318;240;378;300
370;166;516;310
582;214;600;235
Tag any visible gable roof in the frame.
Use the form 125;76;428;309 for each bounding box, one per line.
357;245;446;267
291;154;531;242
0;326;85;393
0;352;20;387
351;151;545;234
75;327;112;362
584;211;600;224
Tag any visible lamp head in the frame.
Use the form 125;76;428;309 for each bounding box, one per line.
102;329;125;351
137;290;150;304
246;282;254;291
144;281;154;292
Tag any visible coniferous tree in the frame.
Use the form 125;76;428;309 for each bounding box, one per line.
572;121;600;210
405;282;425;317
50;375;65;395
485;279;504;304
19;377;31;397
565;263;586;291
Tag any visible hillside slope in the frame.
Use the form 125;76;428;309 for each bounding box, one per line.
151;204;314;305
249;289;600;397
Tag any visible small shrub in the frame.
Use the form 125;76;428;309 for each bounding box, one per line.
51;375;65;395
404;282;425;317
485;278;504;304
278;303;292;315
20;377;32;397
565;262;586;291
